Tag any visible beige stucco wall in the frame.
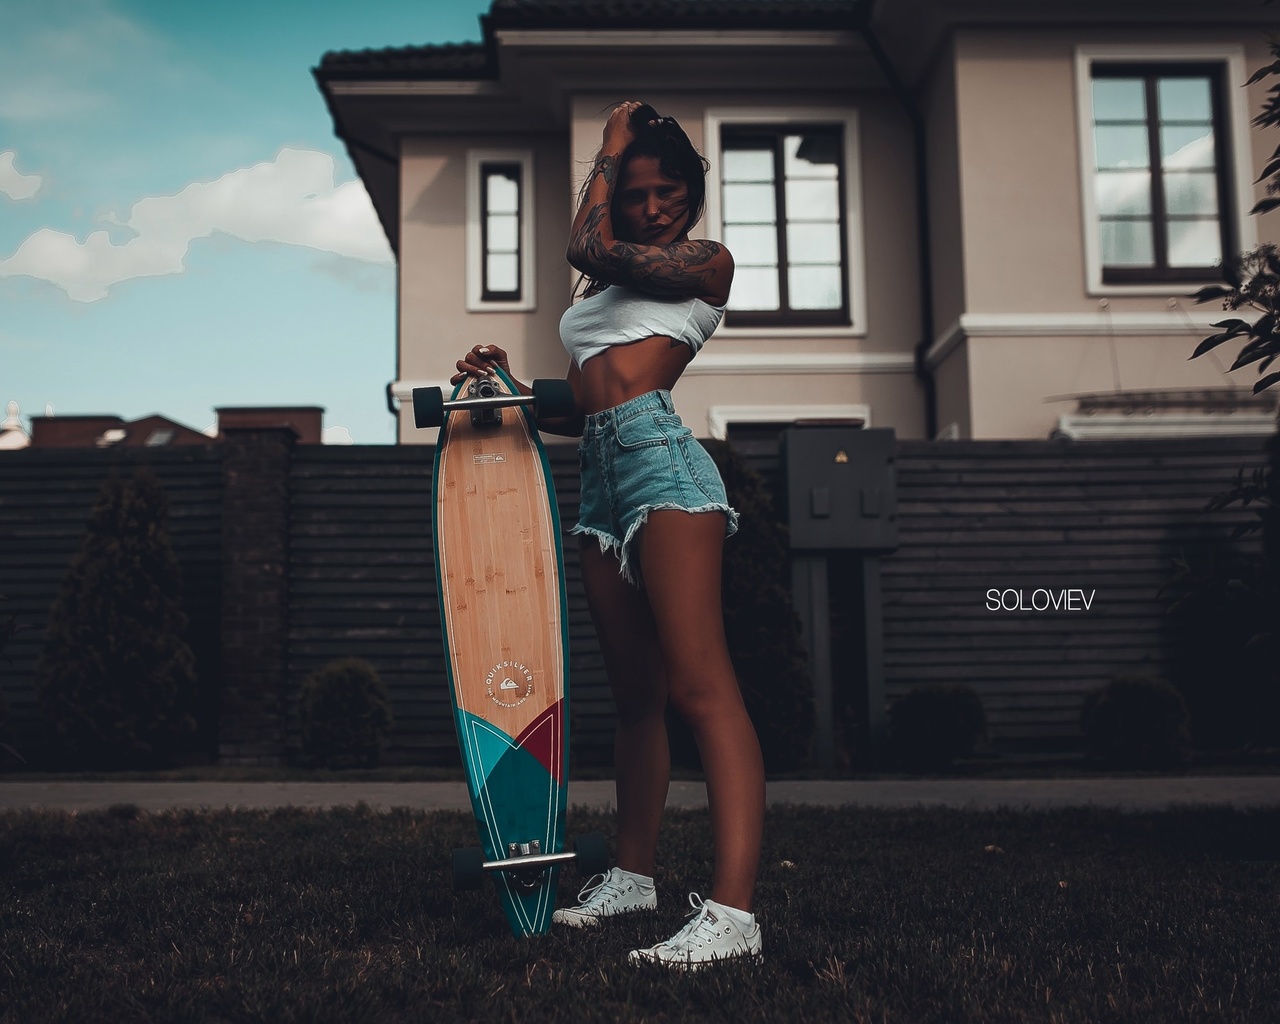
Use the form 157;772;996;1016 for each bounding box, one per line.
396;134;572;442
938;28;1280;439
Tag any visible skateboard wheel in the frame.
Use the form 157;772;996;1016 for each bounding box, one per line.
574;831;609;876
453;847;485;890
531;378;575;420
413;386;445;429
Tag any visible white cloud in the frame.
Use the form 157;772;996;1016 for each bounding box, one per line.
0;152;43;200
0;148;394;301
323;425;355;445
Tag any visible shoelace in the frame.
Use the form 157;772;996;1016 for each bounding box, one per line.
661;893;731;954
574;872;626;909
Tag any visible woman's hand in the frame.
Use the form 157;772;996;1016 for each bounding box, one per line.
602;100;644;152
450;344;511;386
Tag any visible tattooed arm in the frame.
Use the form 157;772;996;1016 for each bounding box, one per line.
567;102;733;305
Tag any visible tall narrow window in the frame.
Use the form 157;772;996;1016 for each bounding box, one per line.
481;162;521;301
1090;64;1233;283
720;126;849;327
467;150;535;312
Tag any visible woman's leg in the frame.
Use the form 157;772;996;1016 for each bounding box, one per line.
579;538;670;877
636;510;765;912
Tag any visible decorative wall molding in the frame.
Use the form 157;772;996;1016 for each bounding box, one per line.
926;311;1236;369
707;403;870;440
1054;412;1277;440
685;351;913;375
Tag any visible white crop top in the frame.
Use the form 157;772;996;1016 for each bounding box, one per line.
558;285;726;369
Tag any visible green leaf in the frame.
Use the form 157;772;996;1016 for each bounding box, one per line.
1251;196;1280;215
1247;60;1280;86
1252;371;1280;393
1191;284;1234;303
1191;333;1233;358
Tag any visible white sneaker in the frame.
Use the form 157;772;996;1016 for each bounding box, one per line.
552;867;657;928
628;893;763;969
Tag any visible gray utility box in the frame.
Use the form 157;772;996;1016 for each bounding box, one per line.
783;426;897;552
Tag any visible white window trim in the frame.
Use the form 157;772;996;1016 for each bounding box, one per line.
703;107;868;337
466;149;536;312
1074;44;1257;297
706;404;869;440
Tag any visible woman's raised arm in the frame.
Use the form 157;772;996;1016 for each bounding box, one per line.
566;102;733;304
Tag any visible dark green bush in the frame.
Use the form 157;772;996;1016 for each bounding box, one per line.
298;658;393;769
1081;673;1193;770
35;471;198;770
888;685;987;772
704;440;814;771
0;594;23;766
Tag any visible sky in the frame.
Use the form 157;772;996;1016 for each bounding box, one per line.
1;0;492;445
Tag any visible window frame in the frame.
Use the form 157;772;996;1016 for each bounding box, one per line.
1075;44;1256;296
466;149;536;312
704;108;867;337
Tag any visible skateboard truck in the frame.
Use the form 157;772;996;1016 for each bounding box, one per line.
452;831;610;892
467;377;504;429
412;377;576;430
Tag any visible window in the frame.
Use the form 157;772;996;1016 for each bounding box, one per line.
1076;45;1255;294
466;150;536;311
719;125;850;327
481;163;521;300
1081;56;1243;288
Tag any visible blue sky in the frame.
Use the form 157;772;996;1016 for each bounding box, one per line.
1;0;491;444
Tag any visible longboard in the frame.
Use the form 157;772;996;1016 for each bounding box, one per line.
427;367;598;936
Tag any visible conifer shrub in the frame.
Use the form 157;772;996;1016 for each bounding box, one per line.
0;594;24;767
888;685;987;772
298;658;393;769
1081;673;1193;770
666;441;812;771
35;470;198;770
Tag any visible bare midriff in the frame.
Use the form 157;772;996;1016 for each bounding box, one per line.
577;334;694;414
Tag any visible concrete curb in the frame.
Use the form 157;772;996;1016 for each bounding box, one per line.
1;776;1278;814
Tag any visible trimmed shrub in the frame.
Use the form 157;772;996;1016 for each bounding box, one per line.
888;686;987;772
0;594;24;767
704;440;814;771
1081;673;1193;770
298;658;393;769
35;471;198;770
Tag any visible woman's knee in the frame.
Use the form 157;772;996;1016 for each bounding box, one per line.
666;667;743;729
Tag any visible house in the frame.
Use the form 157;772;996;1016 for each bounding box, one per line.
314;0;1280;445
21;407;327;448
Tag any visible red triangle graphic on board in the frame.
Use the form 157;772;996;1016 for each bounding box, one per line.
514;701;563;785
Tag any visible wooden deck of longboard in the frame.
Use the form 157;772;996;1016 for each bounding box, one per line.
432;368;569;936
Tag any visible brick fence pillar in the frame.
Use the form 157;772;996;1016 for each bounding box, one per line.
218;426;297;764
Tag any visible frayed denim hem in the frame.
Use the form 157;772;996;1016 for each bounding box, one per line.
571;503;739;587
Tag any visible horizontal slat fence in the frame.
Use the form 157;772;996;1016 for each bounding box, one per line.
1;431;1271;766
731;431;1271;752
0;447;224;757
286;443;612;766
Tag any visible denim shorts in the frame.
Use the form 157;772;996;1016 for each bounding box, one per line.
572;390;739;586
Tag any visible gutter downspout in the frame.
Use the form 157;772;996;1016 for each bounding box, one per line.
859;3;939;440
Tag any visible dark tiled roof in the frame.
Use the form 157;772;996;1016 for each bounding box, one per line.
486;0;865;30
317;0;864;80
317;41;491;79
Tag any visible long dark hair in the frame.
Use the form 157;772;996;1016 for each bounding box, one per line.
575;103;710;298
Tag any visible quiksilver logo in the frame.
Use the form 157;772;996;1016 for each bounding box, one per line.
485;660;534;707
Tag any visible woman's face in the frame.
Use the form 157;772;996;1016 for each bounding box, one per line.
615;155;690;247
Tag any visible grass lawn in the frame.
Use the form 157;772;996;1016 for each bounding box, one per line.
1;803;1277;1022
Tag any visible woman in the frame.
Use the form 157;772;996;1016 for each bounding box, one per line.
452;101;765;968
